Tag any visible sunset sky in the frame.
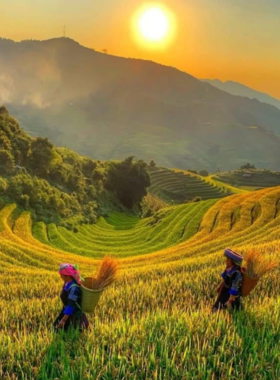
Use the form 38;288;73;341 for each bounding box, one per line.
1;0;280;99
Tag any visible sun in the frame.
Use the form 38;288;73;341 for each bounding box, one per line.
132;4;176;49
138;7;170;42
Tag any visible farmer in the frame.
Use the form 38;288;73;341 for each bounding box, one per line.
212;248;243;312
54;263;89;331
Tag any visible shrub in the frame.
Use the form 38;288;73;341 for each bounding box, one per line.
192;196;202;202
199;170;209;177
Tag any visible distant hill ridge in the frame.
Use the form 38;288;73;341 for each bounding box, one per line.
1;37;280;170
202;79;280;110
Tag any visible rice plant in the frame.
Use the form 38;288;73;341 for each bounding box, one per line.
1;187;280;379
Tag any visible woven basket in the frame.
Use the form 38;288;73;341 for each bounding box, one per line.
241;273;259;297
81;277;103;313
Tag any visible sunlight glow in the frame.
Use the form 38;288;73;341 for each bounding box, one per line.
138;7;169;42
132;4;176;49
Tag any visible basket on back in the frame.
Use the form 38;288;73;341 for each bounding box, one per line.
81;278;103;313
241;271;259;297
241;251;277;297
81;257;118;314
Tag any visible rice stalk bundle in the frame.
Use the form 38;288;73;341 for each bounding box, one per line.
94;256;118;289
85;256;118;290
241;250;278;297
245;250;277;279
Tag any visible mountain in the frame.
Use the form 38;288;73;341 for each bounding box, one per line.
202;79;280;110
1;37;280;171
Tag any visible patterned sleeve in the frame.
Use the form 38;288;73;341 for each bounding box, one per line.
64;285;81;315
229;271;242;296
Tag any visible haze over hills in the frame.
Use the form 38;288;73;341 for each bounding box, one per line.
1;37;280;170
202;79;280;111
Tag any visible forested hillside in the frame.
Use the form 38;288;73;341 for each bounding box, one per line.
0;107;150;227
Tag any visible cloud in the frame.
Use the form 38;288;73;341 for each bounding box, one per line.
21;92;51;109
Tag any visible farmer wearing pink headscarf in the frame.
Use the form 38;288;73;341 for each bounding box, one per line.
54;263;89;331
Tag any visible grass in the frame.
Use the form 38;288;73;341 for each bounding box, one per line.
1;186;280;379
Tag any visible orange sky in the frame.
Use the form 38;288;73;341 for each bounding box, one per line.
1;0;280;99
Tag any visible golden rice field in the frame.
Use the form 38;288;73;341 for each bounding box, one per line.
1;186;280;379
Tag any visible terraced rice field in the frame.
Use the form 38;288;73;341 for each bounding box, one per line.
1;186;280;379
148;167;233;203
33;200;216;257
215;170;280;189
143;193;168;213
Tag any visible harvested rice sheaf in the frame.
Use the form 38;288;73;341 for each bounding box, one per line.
91;256;118;290
245;250;278;278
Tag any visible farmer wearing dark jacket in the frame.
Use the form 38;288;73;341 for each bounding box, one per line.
54;263;89;331
212;248;243;312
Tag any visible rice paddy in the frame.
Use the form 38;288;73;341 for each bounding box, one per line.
33;200;216;257
215;169;280;189
148;167;239;203
1;186;280;379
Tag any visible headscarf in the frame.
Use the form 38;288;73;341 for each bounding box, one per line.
59;263;82;284
224;248;243;266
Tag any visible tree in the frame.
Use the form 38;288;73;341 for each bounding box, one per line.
20;194;30;208
82;158;97;177
105;157;151;209
149;160;156;168
14;136;31;165
92;168;105;182
199;170;209;177
0;177;7;193
0;131;12;150
0;106;9;116
29;137;54;176
49;164;69;185
0;149;14;174
240;163;255;170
